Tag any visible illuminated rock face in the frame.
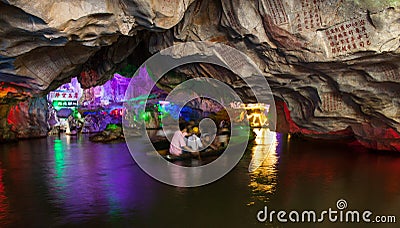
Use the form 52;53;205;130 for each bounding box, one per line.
0;97;48;141
0;0;399;151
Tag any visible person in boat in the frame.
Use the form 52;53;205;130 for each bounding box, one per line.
187;126;203;152
218;120;230;147
169;122;199;157
200;133;221;152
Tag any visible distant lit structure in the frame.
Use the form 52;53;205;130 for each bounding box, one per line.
81;73;130;108
48;90;79;111
47;74;131;112
244;103;270;127
47;77;82;111
47;74;131;132
230;102;270;127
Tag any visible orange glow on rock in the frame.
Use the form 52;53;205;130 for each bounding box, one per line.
0;87;18;98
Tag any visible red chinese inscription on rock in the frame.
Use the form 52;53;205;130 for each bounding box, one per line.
293;0;322;33
319;16;373;57
321;93;345;112
264;0;289;25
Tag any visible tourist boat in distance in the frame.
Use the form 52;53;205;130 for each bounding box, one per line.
162;147;226;162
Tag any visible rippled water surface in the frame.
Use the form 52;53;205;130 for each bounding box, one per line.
0;130;399;227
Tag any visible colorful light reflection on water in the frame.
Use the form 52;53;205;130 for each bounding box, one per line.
46;136;157;224
248;129;280;203
0;162;9;223
0;136;161;226
0;133;400;226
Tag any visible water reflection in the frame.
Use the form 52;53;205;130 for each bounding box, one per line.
46;136;156;224
0;162;9;223
0;136;163;226
0;133;399;226
53;139;65;179
248;129;280;203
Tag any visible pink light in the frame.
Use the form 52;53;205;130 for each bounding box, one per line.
159;101;170;105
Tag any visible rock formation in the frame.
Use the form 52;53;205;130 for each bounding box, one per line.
89;124;124;142
0;0;399;151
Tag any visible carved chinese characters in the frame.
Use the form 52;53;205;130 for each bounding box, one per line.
263;0;289;25
292;0;322;33
367;63;400;82
318;15;374;58
321;93;345;112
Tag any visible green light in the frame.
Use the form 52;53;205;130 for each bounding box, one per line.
73;109;81;119
142;112;151;122
52;101;77;111
106;124;120;130
156;103;169;121
54;139;65;179
53;101;61;111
